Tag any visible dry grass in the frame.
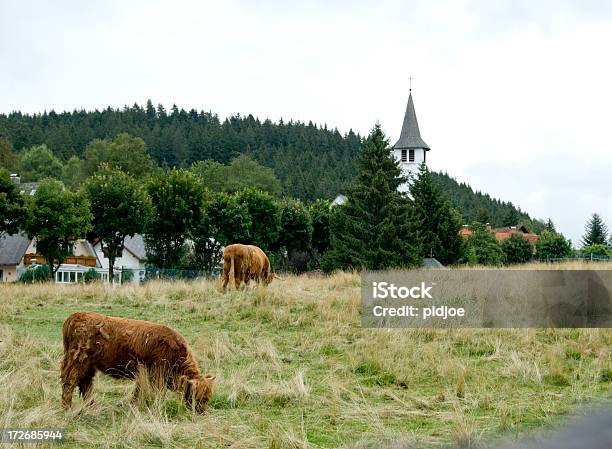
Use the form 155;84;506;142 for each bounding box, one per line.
0;265;611;448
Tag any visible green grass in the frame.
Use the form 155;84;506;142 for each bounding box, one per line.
0;272;611;448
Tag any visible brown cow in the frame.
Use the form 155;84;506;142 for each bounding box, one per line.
221;244;274;292
60;312;215;413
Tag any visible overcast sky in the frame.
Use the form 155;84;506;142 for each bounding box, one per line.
1;0;611;244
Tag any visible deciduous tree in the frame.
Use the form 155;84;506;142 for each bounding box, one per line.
0;169;26;236
145;169;203;268
25;179;92;279
83;133;155;179
276;199;313;272
236;188;281;252
536;231;573;261
19;144;63;181
192;191;252;271
84;166;151;282
463;222;504;266
191;155;281;195
501;233;533;264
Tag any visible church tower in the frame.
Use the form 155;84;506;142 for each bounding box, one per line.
393;91;430;193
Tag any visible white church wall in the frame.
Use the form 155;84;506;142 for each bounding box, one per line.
393;148;426;192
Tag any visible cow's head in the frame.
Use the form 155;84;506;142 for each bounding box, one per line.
182;374;215;413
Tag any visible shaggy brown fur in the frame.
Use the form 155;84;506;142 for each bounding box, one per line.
221;243;274;292
60;312;215;413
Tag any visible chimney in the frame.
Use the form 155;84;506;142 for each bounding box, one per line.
486;222;491;231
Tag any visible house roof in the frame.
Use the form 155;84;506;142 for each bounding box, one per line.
394;92;430;150
91;234;147;261
423;257;445;269
0;233;31;265
123;234;146;261
459;224;539;243
493;225;530;234
331;194;347;206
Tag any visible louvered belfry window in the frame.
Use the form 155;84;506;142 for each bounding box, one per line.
409;149;415;162
401;149;407;162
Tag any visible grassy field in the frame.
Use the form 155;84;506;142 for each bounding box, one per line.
1;265;612;448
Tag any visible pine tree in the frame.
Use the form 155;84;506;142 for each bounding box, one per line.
411;163;463;264
545;218;556;232
501;207;521;227
322;125;422;271
581;213;608;247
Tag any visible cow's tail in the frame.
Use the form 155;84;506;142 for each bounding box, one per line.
62;314;74;352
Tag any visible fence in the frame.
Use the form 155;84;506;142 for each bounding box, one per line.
547;254;612;263
143;267;221;281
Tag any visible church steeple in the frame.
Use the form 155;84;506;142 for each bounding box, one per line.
394;92;430;150
393;91;430;193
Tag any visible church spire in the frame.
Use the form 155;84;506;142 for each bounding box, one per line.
394;92;430;150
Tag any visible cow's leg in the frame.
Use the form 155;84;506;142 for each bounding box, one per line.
60;353;76;409
234;266;242;290
78;367;96;406
221;261;230;292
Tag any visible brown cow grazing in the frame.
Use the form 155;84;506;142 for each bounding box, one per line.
61;312;215;413
221;243;274;292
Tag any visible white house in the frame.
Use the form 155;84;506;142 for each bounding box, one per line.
0;233;147;284
0;235;102;283
91;234;147;283
0;233;31;282
392;90;430;193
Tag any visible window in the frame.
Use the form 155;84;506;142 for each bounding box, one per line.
409;149;415;162
401;149;407;162
0;270;3;281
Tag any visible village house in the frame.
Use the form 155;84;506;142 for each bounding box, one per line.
0;233;146;284
91;234;147;283
459;224;539;243
0;233;31;282
1;173;147;284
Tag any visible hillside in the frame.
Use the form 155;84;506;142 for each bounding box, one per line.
0;103;361;201
432;171;546;233
1;103;544;231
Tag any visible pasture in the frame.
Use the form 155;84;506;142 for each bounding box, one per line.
1;266;612;448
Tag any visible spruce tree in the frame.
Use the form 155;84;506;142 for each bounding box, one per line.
322;125;422;271
411;163;464;265
501;207;521;227
545;218;556;233
581;213;608;247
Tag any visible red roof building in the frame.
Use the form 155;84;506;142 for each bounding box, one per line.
459;224;539;243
